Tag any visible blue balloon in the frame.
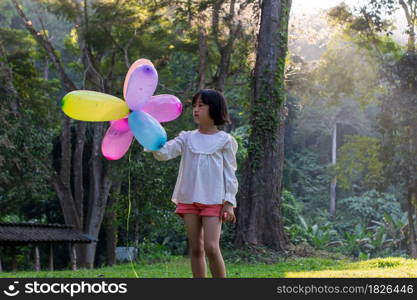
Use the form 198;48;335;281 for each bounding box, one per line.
128;110;167;151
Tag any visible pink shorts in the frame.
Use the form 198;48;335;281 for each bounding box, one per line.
175;202;223;218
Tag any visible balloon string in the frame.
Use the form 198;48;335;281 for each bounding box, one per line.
127;148;138;278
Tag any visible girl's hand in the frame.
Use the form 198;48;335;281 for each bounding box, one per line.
221;202;236;223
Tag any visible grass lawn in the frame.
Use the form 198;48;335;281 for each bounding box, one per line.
1;256;416;278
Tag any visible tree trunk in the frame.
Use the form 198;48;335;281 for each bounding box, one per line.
73;123;87;226
11;0;116;269
77;123;113;268
399;0;416;53
211;0;242;92
197;24;208;90
105;181;122;266
234;0;292;251
407;189;417;258
396;0;417;258
330;123;337;219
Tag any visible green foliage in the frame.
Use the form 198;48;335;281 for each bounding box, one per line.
377;54;417;190
112;152;187;257
0;25;61;223
0;246;33;272
336;135;383;190
231;125;249;165
338;215;407;259
337;190;403;227
282;189;407;258
282;4;412;259
295;216;339;249
137;238;173;264
281;189;301;226
341;224;372;257
284;149;330;212
282;191;339;249
0;1;15;27
282;190;314;245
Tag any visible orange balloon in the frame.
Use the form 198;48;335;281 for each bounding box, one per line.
123;58;153;99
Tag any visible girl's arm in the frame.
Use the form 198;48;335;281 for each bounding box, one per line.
144;131;188;161
222;135;239;207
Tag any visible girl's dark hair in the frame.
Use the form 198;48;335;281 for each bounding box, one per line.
191;89;231;126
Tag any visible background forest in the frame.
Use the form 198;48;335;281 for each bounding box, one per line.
1;0;416;272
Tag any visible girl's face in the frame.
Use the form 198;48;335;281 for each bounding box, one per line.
192;97;213;125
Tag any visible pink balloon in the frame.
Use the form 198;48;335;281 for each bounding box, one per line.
125;64;158;111
141;94;183;123
109;117;130;132
102;122;134;160
123;58;152;98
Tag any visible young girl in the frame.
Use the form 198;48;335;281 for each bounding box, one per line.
145;89;238;278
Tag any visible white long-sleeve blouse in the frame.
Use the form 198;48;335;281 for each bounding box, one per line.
145;129;238;207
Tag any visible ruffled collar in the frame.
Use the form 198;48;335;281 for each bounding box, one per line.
187;129;229;154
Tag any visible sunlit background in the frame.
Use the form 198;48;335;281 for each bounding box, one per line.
292;0;407;44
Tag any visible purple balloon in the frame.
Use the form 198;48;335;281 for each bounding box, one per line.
125;64;158;111
141;94;183;123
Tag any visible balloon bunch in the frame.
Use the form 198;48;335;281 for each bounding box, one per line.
61;59;183;160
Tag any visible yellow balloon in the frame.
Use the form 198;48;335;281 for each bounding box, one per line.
62;90;129;121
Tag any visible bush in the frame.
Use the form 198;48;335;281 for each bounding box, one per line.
282;190;408;258
337;190;403;228
137;238;173;264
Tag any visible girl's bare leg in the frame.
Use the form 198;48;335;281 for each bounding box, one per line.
202;216;225;278
183;214;206;278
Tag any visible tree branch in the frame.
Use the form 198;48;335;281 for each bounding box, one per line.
10;0;77;92
212;0;225;50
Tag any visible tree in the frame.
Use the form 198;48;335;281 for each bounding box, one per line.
234;0;291;251
330;0;417;257
359;0;416;52
0;23;61;225
362;0;417;258
335;135;384;190
9;0;179;267
173;0;252;93
289;12;382;218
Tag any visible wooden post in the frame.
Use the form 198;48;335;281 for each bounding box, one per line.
34;245;40;272
0;247;2;272
11;246;17;273
70;244;77;271
330;123;338;219
49;243;54;271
